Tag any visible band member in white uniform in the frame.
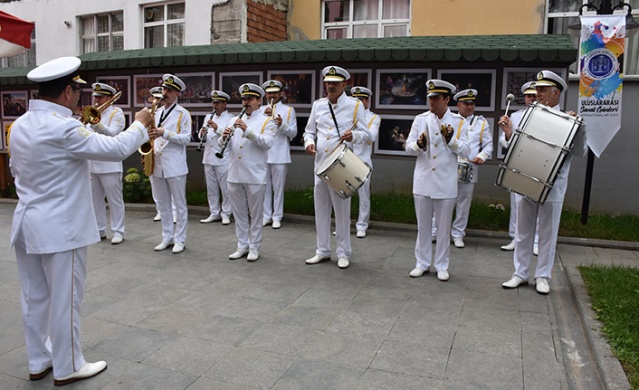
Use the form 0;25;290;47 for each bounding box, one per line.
406;79;470;282
303;66;370;269
500;70;587;294
499;81;540;254
449;88;493;248
151;74;192;254
9;56;153;385
222;83;276;261
350;86;381;238
199;90;234;225
261;80;297;229
88;82;127;245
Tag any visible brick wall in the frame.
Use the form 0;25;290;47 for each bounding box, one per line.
247;0;287;42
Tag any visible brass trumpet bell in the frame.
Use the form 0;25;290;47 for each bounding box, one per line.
81;91;122;125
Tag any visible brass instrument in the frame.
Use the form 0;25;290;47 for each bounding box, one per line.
269;98;275;119
81;91;122;125
139;96;164;176
216;106;247;159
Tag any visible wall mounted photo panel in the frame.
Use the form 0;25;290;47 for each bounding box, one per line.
438;69;496;112
1;91;28;118
266;70;315;107
219;72;263;107
290;114;309;151
374;115;415;156
501;67;567;111
375;69;431;110
177;72;215;106
96;76;131;107
133;74;163;106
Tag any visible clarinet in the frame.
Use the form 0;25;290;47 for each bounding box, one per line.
216;106;247;159
196;114;213;152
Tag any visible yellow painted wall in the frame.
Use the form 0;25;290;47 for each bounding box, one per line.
288;0;546;40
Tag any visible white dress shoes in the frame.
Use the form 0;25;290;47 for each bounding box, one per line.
110;233;123;245
154;241;173;251
172;242;185;254
437;270;450;281
453;237;465;248
533;244;539;256
222;215;231;225
501;240;515;251
272;220;281;229
229;248;249;260
337;257;350;269
247;249;259;261
502;275;528;289
53;361;107;386
356;230;366;238
305;255;331;264
200;215;220;223
535;278;550;295
153;212;161;222
409;268;428;278
263;219;272;227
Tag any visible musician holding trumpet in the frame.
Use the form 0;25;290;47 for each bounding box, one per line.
199;90;234;225
221;83;276;262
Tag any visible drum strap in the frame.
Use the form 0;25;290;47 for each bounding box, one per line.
327;102;342;138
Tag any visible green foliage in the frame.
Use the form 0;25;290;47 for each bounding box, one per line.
580;265;639;389
122;168;152;203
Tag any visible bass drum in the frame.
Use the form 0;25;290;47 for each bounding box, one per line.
316;143;372;199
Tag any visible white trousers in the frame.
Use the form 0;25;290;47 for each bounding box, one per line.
509;192;539;244
150;175;176;217
314;176;352;259
356;178;371;232
451;181;474;239
204;164;232;218
91;172;125;236
228;182;266;251
414;195;455;272
15;229;87;378
512;198;563;280
154;174;188;244
263;163;287;223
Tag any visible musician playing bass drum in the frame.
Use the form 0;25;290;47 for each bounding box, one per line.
499;70;587;295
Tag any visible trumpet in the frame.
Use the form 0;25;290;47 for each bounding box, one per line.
196;115;213;152
139;95;164;176
81;91;122;125
216;106;247;159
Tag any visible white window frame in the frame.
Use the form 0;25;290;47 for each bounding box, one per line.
143;1;186;49
80;11;124;54
321;0;411;39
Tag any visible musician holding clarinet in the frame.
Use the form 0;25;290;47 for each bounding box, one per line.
406;79;470;282
500;70;587;295
303;66;370;270
199;90;234;225
221;83;276;262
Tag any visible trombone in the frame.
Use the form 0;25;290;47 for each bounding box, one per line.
81;91;122;125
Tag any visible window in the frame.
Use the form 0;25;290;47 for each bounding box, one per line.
322;0;410;39
0;27;35;68
81;12;124;54
143;2;185;48
546;0;639;75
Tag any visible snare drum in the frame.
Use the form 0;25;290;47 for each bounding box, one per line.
316;143;372;199
457;160;473;183
496;102;583;203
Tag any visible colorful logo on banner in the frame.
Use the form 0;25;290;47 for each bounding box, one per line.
578;15;625;157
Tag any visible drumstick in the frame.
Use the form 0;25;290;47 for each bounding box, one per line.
504;94;515;116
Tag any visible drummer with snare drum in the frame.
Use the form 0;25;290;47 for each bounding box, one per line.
303;65;370;270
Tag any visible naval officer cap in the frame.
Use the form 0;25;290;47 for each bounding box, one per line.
426;79;456;97
322;66;350;82
350;86;372;99
521;81;537;95
149;86;164;98
453;88;478;102
239;83;265;99
262;80;283;93
92;82;117;97
210;90;230;102
27;56;87;85
534;70;567;92
162;73;185;91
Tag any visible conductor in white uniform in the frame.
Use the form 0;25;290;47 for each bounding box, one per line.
9;56;153;385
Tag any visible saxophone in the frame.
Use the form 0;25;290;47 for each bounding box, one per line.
139;96;163;176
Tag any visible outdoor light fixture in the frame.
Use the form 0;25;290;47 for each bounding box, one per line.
568;2;639;37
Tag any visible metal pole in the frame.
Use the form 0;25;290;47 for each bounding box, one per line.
581;149;595;224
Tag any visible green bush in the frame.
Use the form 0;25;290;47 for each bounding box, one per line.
123;168;152;203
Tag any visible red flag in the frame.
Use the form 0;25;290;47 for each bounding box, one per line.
0;10;35;58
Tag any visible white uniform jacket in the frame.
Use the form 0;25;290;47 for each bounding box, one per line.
461;114;493;184
201;110;235;166
222;112;276;185
263;102;297;164
89;105;126;174
303;92;370;170
9;100;149;254
499;108;526;149
406;109;470;199
153;103;192;178
353;108;381;166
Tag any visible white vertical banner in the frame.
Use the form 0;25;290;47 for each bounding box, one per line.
578;15;625;157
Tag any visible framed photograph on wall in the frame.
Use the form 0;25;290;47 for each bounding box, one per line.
501;67;567;110
75;88;93;118
219;72;263;107
177;72;215;106
133;74;163;106
1;91;28;118
266;70;315;106
374;115;415;156
290;114;309;151
96;76;131;107
189;112;210;145
375;69;431;110
438;69;496;112
2;121;14;150
29;89;39;100
319;69;372;98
